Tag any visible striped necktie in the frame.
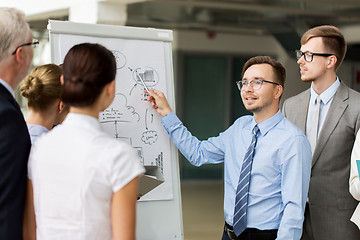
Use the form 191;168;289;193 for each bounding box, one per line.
233;125;259;236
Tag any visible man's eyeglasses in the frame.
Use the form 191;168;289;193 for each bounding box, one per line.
236;79;280;91
12;39;39;55
295;50;334;62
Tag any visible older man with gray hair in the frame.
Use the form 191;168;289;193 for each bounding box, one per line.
0;7;35;239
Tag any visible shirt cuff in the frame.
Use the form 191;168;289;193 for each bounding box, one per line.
161;112;180;128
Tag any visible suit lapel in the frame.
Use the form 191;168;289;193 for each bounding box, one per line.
312;82;348;167
296;90;311;133
0;83;21;112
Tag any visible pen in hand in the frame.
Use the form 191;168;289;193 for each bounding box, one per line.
128;67;150;93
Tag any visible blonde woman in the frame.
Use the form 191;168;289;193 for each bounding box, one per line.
20;64;69;143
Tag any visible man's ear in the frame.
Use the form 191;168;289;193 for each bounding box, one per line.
327;55;337;69
13;47;24;64
274;85;283;100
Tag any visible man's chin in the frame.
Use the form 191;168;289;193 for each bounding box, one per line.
244;106;259;113
300;77;313;83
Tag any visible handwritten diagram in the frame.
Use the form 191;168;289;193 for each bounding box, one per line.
131;67;159;87
99;93;141;139
142;130;158;145
112;50;127;69
155;152;164;174
94;39;172;201
99;93;140;124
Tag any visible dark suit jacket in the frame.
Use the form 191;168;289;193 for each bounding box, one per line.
0;83;31;239
282;81;360;240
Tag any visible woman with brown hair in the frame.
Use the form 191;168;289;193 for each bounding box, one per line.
26;43;144;240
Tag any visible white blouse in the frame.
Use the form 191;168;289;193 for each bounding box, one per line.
350;130;360;229
28;113;145;240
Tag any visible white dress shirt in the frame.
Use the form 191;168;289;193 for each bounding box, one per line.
28;113;145;240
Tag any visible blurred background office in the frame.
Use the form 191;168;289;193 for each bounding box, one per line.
3;0;360;239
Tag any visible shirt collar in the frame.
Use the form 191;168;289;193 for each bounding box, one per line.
27;124;49;132
251;110;283;136
310;77;340;105
0;78;14;97
62;113;103;132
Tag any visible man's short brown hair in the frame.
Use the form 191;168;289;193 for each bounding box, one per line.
242;56;286;88
301;25;346;70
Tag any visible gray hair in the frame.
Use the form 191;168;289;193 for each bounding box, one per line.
0;8;31;61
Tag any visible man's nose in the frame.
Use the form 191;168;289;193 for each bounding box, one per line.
243;84;254;92
297;55;305;65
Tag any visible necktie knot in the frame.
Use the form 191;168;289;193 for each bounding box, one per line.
252;125;259;136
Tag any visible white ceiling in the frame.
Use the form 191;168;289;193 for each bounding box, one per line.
126;0;360;35
22;0;360;59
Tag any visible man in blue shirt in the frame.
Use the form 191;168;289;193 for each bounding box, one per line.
148;56;311;240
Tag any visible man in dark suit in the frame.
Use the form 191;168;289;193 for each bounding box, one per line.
282;25;360;240
0;7;34;239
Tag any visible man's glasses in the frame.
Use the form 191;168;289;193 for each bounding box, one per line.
236;79;280;91
295;50;334;62
12;39;39;55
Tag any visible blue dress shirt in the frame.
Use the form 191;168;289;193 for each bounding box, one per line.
161;110;311;240
27;124;49;144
